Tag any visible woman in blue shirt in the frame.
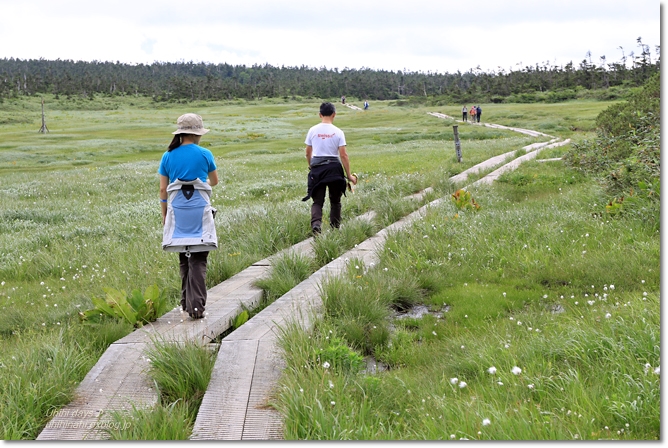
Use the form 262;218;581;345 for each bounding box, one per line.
159;113;218;319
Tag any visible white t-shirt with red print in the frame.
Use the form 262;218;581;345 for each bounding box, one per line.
305;123;346;157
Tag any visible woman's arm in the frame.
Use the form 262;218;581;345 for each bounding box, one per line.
208;170;219;187
159;175;169;225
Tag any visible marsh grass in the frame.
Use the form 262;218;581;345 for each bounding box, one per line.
275;158;659;440
255;252;316;303
104;339;217;440
0;95;615;439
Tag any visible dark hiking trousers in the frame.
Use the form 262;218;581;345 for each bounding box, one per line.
311;181;345;230
179;251;209;316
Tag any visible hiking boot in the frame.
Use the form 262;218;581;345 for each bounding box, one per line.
189;310;204;319
312;226;321;237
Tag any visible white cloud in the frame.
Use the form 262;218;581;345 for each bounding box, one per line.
0;0;660;73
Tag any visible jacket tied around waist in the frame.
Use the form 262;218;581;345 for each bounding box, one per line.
162;178;218;254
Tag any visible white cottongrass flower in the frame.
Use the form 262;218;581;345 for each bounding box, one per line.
610;285;615;290
511;366;522;375
450;435;456;439
432;331;437;336
527;384;535;389
450;377;459;385
330;401;336;406
605;313;612;319
458;381;467;388
654;366;660;375
487;366;497;375
497;381;504;386
328;380;334;389
482;418;491;426
322;361;330;369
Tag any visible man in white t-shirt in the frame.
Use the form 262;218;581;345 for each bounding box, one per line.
302;102;358;235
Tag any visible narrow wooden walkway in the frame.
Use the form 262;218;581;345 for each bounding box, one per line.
37;116;569;440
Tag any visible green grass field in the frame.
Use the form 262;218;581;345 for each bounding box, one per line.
1;94;656;440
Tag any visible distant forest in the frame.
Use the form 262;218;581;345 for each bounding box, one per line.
0;38;659;104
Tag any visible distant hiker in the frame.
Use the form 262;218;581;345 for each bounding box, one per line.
341;95;346;104
302;102;357;235
159;113;219;320
476;105;482;122
462;105;468;122
470;105;477;123
364;100;369;110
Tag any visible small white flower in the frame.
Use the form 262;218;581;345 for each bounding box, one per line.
482;418;491;426
458;381;467;388
527;384;534;389
487;366;497;375
610;285;615;290
450;435;456;439
511;366;522;375
517;321;522;325
654;366;660;374
605;313;612;319
450;377;459;385
503;292;506;297
323;361;330;369
497;381;504;386
461;345;465;349
330;401;335;406
328;380;334;389
504;344;510;349
299;388;304;392
643;291;648;296
432;331;437;336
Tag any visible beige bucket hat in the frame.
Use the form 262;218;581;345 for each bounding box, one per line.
172;113;210;135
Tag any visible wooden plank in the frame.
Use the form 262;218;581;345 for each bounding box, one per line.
190;339;259;440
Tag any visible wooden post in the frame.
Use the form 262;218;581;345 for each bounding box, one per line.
453;125;462;162
38;97;49;133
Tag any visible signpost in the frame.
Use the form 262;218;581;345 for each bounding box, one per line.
453;125;462;162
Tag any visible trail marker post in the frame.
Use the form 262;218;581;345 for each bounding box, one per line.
38;97;49;133
453;125;462;162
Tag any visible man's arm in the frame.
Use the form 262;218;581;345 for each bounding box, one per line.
338;146;357;185
305;145;313;167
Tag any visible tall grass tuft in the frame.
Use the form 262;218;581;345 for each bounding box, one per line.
103;339;217;440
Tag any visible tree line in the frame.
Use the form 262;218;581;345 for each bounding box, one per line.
0;38;659;103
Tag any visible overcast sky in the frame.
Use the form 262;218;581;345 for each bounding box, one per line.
1;0;661;73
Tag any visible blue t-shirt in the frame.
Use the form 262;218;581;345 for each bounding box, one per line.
158;143;217;183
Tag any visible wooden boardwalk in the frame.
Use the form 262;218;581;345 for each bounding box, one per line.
37;117;568;440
